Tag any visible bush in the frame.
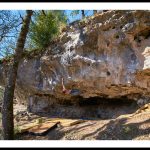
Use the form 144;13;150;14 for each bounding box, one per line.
29;10;67;50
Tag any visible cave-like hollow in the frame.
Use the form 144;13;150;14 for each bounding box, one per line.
73;96;138;119
42;95;139;120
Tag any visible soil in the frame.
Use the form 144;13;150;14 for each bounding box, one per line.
17;112;149;140
13;104;150;140
0;102;150;140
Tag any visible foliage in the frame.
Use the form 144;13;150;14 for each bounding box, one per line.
29;10;67;50
70;10;94;20
70;10;85;19
70;10;80;17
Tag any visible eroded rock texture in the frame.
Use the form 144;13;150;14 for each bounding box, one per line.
0;10;150;115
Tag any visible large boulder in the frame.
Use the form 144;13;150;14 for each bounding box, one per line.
0;10;150;114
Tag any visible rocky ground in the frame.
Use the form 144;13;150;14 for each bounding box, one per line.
1;102;149;140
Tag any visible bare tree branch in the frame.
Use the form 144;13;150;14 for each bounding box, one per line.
19;13;24;22
41;10;46;16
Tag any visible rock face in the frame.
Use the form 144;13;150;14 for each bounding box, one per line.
0;10;150;116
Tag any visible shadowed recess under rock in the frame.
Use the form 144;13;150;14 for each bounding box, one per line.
29;95;139;120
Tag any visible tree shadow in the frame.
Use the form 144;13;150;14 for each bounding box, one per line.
47;121;97;140
47;115;150;140
15;101;149;140
18;114;150;140
80;117;150;140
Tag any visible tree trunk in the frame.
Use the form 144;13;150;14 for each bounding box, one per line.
42;10;46;16
2;10;33;140
93;10;97;14
103;10;108;12
81;10;85;18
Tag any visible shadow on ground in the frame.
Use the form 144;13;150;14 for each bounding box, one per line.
45;114;150;140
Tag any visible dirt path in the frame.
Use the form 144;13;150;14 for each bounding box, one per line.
17;111;150;140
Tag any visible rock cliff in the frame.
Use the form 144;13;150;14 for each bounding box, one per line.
0;10;150;116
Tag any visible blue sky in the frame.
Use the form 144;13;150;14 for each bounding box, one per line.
65;10;94;23
0;10;94;59
13;10;94;24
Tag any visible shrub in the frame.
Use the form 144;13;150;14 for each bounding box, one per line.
29;10;67;50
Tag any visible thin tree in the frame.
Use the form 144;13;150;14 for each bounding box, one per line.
2;10;33;140
93;10;97;14
0;11;19;43
81;10;85;18
103;10;108;12
0;11;21;58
